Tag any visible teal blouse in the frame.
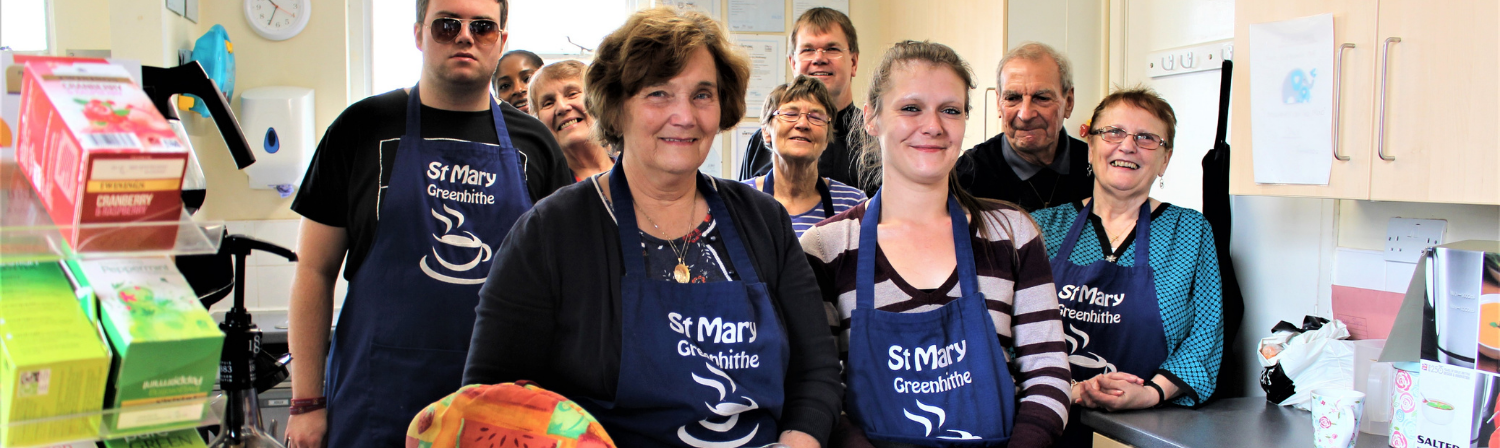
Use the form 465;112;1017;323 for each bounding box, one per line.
1031;201;1224;406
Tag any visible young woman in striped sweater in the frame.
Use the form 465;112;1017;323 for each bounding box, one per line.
799;40;1070;447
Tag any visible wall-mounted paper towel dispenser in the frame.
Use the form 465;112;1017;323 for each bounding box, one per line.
239;86;314;191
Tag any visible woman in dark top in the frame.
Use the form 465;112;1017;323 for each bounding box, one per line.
464;7;842;448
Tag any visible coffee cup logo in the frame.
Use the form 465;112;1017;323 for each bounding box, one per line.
419;204;493;285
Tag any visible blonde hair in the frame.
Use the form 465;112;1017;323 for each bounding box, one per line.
527;60;588;118
857;40;1028;241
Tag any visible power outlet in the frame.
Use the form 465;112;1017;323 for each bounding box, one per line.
1384;218;1446;263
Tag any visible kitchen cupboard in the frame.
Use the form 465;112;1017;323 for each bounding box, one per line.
1229;0;1500;205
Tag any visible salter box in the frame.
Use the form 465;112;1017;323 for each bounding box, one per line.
77;258;222;433
13;57;187;252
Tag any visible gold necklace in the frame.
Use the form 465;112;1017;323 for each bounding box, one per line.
639;194;698;283
1104;220;1134;262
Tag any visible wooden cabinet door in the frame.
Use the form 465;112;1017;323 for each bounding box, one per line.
1370;0;1500;204
1229;0;1378;199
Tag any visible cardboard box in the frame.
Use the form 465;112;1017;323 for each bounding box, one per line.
1412;361;1498;448
13;57;187;252
102;428;206;448
0;262;112;447
77;258;222;432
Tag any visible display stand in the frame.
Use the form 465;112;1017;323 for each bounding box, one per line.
1;149;227;447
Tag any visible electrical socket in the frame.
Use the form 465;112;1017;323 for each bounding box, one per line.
1384;218;1446;263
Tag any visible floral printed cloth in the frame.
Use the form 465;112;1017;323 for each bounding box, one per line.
406;382;615;448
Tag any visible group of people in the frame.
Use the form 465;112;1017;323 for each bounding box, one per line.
284;0;1225;447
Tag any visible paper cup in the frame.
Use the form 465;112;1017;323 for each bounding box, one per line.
1311;389;1366;448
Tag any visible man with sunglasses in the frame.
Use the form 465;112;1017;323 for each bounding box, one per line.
957;41;1094;211
736;7;875;195
285;0;569;446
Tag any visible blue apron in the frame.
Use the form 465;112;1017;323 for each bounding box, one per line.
758;170;836;219
845;191;1016;447
325;87;533;447
576;161;789;447
1050;201;1167;447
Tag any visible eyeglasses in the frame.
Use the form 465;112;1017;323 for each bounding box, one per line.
795;47;847;62
771;110;830;126
1089;126;1169;150
428;17;501;45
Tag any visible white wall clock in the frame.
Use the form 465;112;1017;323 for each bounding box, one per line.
244;0;311;41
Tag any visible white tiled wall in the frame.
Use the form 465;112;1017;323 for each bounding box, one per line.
210;219;349;313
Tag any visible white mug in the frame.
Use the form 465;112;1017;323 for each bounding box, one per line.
1311;389;1366;448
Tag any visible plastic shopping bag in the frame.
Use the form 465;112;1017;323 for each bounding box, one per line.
1258;316;1355;410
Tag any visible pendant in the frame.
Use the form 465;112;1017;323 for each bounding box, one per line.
1105;255;1118;263
674;263;691;283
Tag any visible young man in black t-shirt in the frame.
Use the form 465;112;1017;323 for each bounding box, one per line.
283;0;569;446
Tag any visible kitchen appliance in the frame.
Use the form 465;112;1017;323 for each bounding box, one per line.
1427;246;1484;368
207;235;295;448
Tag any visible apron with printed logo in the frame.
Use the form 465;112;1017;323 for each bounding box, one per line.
576;161;789;447
758;170;837;219
325;87;533;447
1051;201;1168;447
845;191;1016;447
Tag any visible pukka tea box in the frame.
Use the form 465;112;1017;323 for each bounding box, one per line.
0;262;111;447
13;56;187;252
102;428;207;448
77;257;222;432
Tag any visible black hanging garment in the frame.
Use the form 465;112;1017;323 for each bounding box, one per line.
1202;60;1247;400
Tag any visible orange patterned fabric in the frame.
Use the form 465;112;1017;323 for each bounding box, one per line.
406;382;615;448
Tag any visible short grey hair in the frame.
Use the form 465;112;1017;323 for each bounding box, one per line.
997;41;1073;93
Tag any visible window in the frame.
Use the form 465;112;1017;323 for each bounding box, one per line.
367;0;629;97
0;0;50;53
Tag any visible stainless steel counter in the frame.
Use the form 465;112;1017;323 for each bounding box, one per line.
1082;397;1390;448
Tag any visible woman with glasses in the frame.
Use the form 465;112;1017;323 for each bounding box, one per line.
1030;88;1223;446
743;76;867;236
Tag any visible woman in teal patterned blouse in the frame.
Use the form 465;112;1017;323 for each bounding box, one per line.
1030;87;1223;446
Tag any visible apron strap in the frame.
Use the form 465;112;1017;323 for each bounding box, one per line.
761;170;839;219
949;196;979;297
608;161;761;284
402;85;512;149
856;191;979;309
1055;201;1093;262
1055;201;1156;266
1132;201;1153;266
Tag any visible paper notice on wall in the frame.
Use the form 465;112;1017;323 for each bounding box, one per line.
1249;13;1335;185
735;34;787;117
655;0;720;20
733;123;762;176
729;0;786;32
793;0;848;17
701;133;725;178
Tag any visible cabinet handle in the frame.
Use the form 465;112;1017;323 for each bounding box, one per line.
1331;43;1356;161
984;87;997;138
1377;37;1401;161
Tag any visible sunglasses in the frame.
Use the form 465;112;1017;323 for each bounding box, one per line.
428;17;501;44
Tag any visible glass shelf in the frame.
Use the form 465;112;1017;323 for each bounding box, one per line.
1;396;217;448
0;149;223;264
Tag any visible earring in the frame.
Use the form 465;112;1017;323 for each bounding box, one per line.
1158;175;1165;188
1087;164;1094;176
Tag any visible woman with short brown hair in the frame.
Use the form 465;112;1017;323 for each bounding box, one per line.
465;7;842;447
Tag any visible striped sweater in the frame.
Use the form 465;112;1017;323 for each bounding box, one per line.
740;176;868;236
799;201;1071;447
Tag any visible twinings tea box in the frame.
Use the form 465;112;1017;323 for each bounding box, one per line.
102;428;206;448
78;258;221;432
13;56;187;252
0;262;111;447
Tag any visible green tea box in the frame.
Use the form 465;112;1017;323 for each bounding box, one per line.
76;257;222;431
102;428;206;448
0;262;111;447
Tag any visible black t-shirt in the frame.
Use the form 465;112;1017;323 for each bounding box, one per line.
957;131;1094;212
736;104;875;196
291;89;571;280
